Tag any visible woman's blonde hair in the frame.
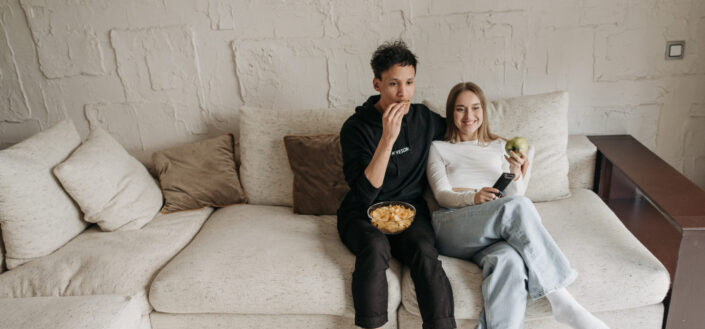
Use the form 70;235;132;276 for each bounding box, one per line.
444;82;501;144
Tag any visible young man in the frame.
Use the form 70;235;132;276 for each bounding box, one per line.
337;40;456;329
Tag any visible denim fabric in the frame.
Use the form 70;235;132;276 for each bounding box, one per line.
432;196;578;329
471;241;529;329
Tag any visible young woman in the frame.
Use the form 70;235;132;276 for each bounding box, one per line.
426;82;609;329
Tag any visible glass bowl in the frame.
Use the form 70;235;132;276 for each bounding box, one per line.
367;201;416;235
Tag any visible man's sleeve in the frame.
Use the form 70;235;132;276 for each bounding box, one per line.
429;108;447;141
340;122;381;207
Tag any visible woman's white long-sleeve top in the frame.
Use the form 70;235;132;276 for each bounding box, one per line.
426;139;527;209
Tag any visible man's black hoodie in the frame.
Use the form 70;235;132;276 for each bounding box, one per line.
337;95;446;224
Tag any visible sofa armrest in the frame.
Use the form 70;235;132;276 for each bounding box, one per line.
588;134;705;329
567;135;597;189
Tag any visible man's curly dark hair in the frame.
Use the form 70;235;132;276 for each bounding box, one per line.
370;40;418;79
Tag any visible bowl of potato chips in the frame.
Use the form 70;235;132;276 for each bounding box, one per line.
367;201;416;235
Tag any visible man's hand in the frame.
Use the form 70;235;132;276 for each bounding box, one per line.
364;101;410;188
380;101;409;144
474;187;500;204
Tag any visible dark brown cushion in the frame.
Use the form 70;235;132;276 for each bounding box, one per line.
283;134;349;215
153;134;247;214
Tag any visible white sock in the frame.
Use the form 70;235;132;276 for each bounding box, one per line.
546;288;610;329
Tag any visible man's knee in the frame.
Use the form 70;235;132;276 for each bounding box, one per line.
401;237;440;267
356;232;392;265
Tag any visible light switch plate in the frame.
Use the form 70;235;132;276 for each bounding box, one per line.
666;41;685;60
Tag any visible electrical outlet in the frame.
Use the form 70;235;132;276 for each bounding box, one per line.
666;41;685;60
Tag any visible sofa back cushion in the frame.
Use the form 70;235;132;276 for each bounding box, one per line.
0;233;5;273
239;107;352;206
567;135;597;190
486;91;571;201
240;91;571;206
0;120;88;269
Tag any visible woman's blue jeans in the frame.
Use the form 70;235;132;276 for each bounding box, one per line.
432;196;577;329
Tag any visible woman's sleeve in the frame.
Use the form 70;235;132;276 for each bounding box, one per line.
340;123;381;207
426;143;476;208
501;143;528;197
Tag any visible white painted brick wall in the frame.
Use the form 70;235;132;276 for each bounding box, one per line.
1;0;704;189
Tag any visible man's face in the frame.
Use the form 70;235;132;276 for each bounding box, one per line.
373;64;415;114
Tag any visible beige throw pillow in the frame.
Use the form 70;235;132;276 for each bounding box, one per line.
53;127;163;231
153;134;247;213
0;120;87;269
283;134;349;215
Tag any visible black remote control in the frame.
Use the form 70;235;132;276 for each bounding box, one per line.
492;172;516;196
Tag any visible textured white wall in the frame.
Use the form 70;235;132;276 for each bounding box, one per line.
1;0;704;189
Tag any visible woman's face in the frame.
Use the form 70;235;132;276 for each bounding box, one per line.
453;90;483;141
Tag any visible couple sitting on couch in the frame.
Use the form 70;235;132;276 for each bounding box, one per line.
336;40;611;329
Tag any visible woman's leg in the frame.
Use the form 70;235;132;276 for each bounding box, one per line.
546;288;609;329
434;195;576;299
433;205;529;329
434;196;609;329
471;242;528;329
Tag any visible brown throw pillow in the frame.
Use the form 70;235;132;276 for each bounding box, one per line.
153;134;247;214
283;134;349;215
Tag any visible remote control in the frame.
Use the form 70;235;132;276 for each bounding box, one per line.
492;172;516;196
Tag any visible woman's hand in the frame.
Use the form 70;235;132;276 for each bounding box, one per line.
474;187;501;204
505;150;528;179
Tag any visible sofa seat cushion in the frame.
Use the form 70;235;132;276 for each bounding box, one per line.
399;302;664;329
149;204;402;316
0;207;213;315
150;312;398;329
0;295;143;329
401;189;670;319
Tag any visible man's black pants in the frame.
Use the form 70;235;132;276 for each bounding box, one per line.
338;203;456;329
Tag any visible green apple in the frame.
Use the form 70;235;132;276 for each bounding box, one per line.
505;136;529;155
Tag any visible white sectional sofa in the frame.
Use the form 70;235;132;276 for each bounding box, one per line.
0;91;671;329
0;207;214;328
